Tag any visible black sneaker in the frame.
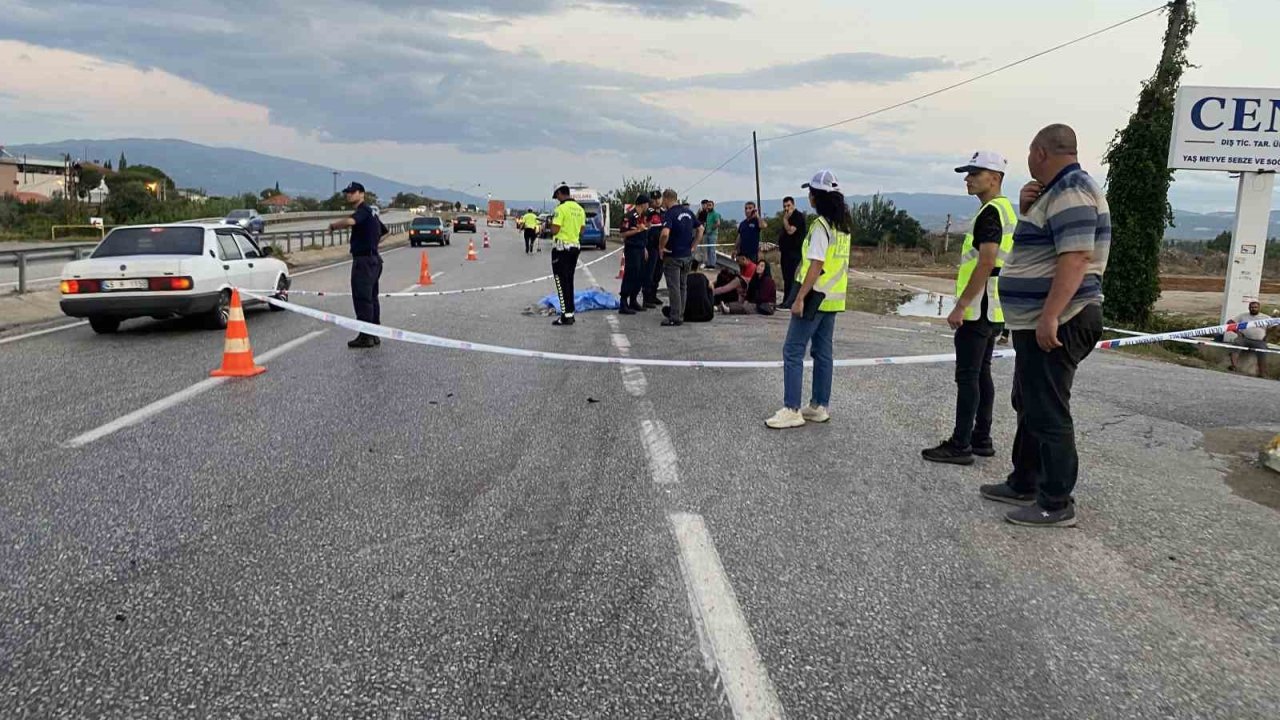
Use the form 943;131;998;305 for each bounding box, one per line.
372;336;381;346
1005;503;1077;528
922;439;974;466
979;482;1036;506
552;316;576;326
661;319;682;327
347;333;377;348
629;300;646;312
971;441;995;458
619;306;636;315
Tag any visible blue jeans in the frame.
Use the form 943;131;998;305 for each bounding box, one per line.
783;311;836;410
704;235;718;268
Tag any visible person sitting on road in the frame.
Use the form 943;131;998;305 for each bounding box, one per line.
713;256;759;308
663;260;714;323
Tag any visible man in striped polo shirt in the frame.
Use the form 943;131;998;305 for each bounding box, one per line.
981;124;1109;528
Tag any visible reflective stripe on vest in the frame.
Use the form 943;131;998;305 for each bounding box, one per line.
955;197;1016;322
796;216;852;313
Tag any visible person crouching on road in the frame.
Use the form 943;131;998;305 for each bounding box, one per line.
922;151;1017;466
521;208;540;254
549;185;586;326
328;181;383;348
618;195;651;315
658;188;704;327
765;171;852;429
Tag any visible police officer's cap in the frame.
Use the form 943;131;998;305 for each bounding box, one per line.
634;194;650;205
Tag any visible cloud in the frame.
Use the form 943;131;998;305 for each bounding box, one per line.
687;53;957;90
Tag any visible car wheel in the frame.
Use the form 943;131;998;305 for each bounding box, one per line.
269;276;288;311
88;316;120;334
206;290;232;330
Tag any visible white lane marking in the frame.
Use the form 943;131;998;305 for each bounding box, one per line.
0;320;89;346
611;332;631;352
638;402;678;485
399;272;444;294
290;245;408;277
670;512;785;720
62;330;326;448
873;325;919;334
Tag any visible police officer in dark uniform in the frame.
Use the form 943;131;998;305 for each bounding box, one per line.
618;195;650;314
328;182;383;348
642;189;665;308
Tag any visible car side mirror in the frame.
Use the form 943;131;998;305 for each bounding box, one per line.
260;245;274;257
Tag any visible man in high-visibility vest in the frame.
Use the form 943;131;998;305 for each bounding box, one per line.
521;208;540;254
923;151;1016;465
549;185;585;326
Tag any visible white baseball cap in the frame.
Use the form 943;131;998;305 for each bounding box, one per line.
955;151;1008;174
802;170;840;192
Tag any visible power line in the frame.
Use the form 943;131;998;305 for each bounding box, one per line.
682;142;752;195
683;3;1167;191
760;3;1167;143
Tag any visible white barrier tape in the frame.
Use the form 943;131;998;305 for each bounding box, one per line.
1097;317;1280;350
254;246;623;298
241;289;1007;368
1104;325;1280;355
242;289;1278;368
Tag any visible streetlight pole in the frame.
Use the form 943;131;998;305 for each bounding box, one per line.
331;171;340;196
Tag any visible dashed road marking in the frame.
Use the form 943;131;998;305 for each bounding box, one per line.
62;330;326;448
670;512;784;720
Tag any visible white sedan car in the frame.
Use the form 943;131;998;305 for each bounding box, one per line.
59;223;290;334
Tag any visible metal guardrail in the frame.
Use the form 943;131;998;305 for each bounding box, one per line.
0;222;412;294
256;222;411;255
0;243;98;293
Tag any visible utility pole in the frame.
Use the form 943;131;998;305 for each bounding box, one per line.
331;171;340;196
752;131;762;215
943;213;952;254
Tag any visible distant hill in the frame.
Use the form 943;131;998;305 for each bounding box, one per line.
4;138;488;205
8;138;1277;240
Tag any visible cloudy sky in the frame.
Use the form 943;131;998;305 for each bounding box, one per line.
0;0;1276;211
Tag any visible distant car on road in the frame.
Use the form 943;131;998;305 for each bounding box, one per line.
59;223;290;334
223;209;265;234
453;215;477;233
410;216;451;247
538;214;553;239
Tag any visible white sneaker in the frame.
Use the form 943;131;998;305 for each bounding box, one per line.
765;408;806;429
800;405;830;423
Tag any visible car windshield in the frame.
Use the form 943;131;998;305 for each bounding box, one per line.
412;217;442;227
226;210;251;219
580;202;600;219
92;227;205;257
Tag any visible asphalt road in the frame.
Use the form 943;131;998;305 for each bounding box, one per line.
0;211;412;290
2;224;1279;718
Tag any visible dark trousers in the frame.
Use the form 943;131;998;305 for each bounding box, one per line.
524;229;536;253
780;251;800;306
351;255;382;324
621;244;646;301
663;256;693;321
643;237;663;303
1006;304;1103;511
552;246;580;316
952;318;1001;448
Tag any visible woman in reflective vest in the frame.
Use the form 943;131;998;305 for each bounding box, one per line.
766;170;853;429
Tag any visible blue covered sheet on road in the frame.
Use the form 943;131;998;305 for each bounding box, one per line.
537;287;620;314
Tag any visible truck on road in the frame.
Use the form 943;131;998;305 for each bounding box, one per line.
487;200;506;227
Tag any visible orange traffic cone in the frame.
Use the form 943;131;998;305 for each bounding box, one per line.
418;250;434;286
466;239;478;261
616;254;625;279
482;232;491;249
210;289;265;378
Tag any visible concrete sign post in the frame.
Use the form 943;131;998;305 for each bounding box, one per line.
1168;86;1279;323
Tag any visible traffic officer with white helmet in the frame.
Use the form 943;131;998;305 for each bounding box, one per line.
922;151;1017;464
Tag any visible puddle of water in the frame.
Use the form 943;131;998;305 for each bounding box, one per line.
896;291;955;318
1201;427;1280;511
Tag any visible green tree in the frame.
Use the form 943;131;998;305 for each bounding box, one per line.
847;195;926;248
118;152;128;171
103;182;157;222
76;164;105;200
294;196;322;211
604;176;661;229
1101;0;1197;326
1207;230;1232;253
